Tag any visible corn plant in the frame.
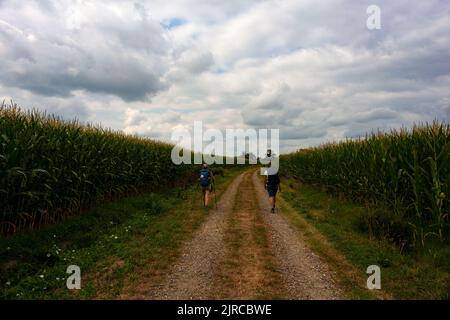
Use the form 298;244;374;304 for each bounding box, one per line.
0;102;196;235
280;122;450;247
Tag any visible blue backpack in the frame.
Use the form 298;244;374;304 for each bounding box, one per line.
199;168;211;187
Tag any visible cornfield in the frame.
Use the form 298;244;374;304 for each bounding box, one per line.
280;123;450;246
0;103;195;235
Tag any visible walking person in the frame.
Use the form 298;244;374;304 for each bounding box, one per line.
265;171;281;213
199;163;215;208
264;149;281;213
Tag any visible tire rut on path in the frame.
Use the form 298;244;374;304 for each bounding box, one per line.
210;172;284;299
146;170;342;300
252;171;343;300
146;172;245;299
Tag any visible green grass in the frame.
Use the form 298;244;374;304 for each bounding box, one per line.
281;177;450;299
0;166;245;299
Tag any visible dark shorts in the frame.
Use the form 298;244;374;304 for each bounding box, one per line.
267;186;277;197
202;185;212;193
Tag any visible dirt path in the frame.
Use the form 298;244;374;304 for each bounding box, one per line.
252;171;342;299
210;172;284;299
146;172;245;299
146;169;342;300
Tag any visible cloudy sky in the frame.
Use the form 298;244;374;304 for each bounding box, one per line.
1;0;449;154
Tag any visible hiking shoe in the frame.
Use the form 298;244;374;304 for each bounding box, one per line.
270;207;275;213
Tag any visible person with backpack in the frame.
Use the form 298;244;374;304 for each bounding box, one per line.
265;172;281;213
264;149;281;213
199;163;215;208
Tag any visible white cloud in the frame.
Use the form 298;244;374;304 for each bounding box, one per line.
1;0;449;153
0;1;170;101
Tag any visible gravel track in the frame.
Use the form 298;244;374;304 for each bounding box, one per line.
146;172;245;299
252;171;342;299
145;170;342;299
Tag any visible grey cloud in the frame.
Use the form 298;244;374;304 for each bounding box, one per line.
241;83;294;126
183;51;214;74
443;105;450;122
50;101;90;123
280;126;328;140
174;49;214;74
1;0;450;154
123;108;183;140
0;1;171;101
4;66;165;102
240;86;326;141
135;130;164;139
328;108;399;126
134;2;150;21
344;122;397;139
